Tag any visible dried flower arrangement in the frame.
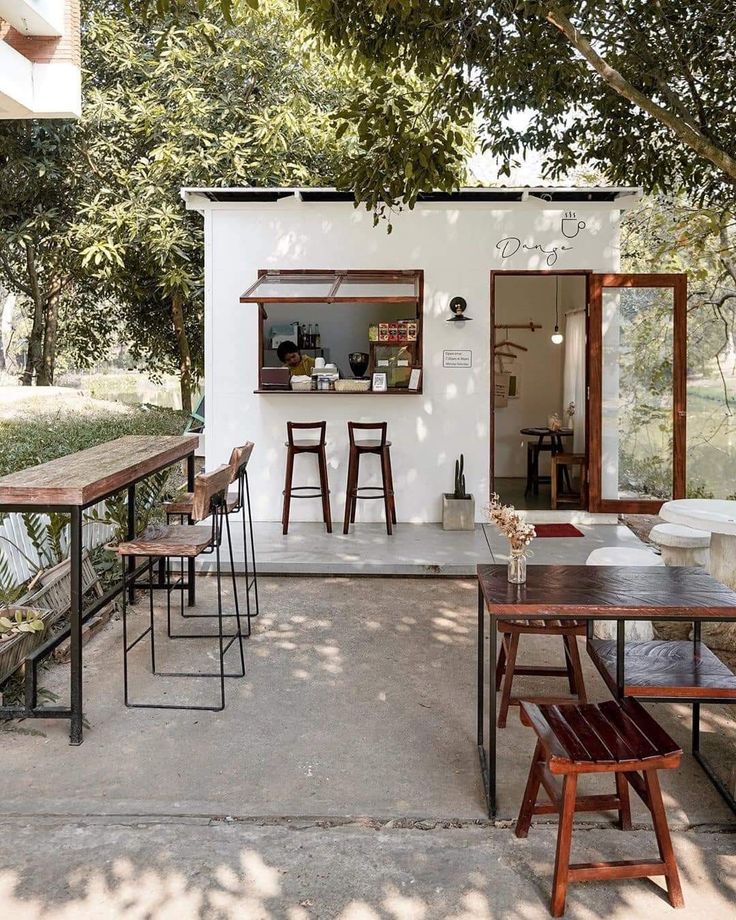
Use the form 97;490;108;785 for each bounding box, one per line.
566;401;576;418
486;493;536;554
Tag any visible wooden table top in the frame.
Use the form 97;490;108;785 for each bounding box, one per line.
477;564;736;619
0;435;199;508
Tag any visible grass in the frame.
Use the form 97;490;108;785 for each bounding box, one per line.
0;400;188;477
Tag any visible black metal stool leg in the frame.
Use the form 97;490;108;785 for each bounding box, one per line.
225;512;247;674
244;470;260;618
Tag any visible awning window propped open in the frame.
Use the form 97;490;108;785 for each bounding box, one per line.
240;269;421;303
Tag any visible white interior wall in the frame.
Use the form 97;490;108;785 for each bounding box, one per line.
198;198;621;522
494;275;586;478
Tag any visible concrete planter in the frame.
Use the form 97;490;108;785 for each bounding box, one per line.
442;494;475;531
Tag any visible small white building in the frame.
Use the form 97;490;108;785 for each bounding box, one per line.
182;186;688;524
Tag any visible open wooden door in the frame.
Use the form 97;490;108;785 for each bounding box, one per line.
588;273;687;514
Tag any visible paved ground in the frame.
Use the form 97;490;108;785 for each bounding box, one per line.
214;522;646;575
2;576;735;918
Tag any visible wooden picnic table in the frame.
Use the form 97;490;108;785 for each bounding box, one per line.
0;435;199;744
477;563;736;818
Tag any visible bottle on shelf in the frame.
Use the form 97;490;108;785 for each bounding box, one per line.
307;323;314;348
315;324;321;348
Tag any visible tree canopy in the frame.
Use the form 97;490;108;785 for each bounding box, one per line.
289;1;736;214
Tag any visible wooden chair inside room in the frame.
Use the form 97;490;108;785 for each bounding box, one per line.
495;617;587;728
516;698;684;917
550;452;586;509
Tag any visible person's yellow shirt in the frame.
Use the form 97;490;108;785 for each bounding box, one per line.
287;354;315;377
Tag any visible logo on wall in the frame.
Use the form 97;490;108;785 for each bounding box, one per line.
561;211;586;239
494;211;590;266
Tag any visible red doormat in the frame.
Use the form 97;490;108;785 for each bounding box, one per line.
533;523;584;538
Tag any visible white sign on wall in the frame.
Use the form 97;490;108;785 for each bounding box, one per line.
443;350;472;368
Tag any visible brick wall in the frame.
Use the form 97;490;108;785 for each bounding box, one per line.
0;0;80;66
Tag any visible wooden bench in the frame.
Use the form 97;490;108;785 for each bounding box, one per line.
516;698;684;917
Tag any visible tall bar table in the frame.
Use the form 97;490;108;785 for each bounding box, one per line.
0;435;198;744
477;563;736;818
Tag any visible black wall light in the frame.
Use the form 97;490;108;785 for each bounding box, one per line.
447;296;472;322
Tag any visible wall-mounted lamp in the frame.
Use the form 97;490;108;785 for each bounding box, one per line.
447;296;472;322
551;277;564;344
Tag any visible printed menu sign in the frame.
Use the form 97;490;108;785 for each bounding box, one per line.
443;350;472;368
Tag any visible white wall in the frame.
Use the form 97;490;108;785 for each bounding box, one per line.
197;198;621;522
494;275;586;478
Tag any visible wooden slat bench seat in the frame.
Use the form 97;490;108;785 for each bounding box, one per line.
587;638;736;699
516;698;684;917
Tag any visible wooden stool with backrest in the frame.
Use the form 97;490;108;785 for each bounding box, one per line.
164;441;259;631
282;421;332;535
496;617;587;728
516;698;684;917
116;465;246;711
343;421;396;535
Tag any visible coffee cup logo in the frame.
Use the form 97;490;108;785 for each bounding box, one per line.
561;211;586;239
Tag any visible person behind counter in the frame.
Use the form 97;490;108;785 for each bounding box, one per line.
277;341;315;377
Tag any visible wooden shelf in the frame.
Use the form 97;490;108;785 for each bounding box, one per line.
587;638;736;699
254;388;422;396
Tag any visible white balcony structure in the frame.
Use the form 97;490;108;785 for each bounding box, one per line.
0;1;80;118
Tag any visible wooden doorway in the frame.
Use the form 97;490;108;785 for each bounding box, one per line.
490;271;591;510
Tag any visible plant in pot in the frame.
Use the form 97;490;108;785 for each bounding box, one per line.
442;454;475;531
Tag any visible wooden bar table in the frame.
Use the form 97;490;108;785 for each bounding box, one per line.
0;435;199;744
477;563;736;818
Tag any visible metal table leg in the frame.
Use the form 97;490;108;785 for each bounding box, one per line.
69;507;84;745
127;484;136;604
187;452;196;607
616;618;625;699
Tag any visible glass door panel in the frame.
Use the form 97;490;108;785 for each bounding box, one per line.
589;274;686;513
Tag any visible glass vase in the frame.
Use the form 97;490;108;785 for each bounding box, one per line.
507;548;527;584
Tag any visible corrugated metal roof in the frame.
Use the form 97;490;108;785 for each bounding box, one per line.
181;185;642;205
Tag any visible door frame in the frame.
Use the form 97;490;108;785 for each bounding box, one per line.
489;270;592;507
587;272;687;514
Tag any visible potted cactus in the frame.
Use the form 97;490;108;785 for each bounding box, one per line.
442;454;475;530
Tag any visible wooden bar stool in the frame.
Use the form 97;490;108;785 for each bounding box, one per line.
516;698;684;917
551;452;586;509
496;619;587;728
164;441;259;631
282;421;332;535
116;465;246;711
343;421;396;535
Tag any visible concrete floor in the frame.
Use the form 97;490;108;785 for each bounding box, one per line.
212;522;647;575
2;576;735;918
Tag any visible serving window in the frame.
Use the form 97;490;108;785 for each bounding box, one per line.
240;269;423;394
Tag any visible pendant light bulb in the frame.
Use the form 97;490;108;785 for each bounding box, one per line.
551;276;564;344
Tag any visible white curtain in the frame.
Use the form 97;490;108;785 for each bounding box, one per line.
563;311;586;454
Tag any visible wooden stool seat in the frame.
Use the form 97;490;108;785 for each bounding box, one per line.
551;452;586;509
164;490;239;516
117;523;215;558
495;619;587;728
516;699;684;916
353;439;392;450
343;422;396;535
284;439;323;450
282;422;332;535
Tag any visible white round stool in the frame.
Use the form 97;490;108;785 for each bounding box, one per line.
585;546;662;640
649;522;710;569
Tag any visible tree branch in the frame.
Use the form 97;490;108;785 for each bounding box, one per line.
545;6;736;184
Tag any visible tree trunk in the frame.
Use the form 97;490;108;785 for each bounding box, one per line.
21;242;44;386
39;287;60;386
170;293;193;414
